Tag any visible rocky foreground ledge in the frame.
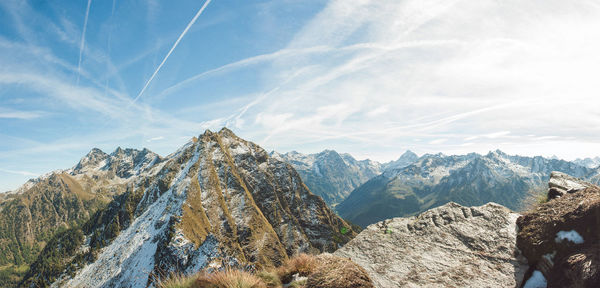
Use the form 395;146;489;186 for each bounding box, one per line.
335;201;528;287
517;172;600;287
335;171;600;288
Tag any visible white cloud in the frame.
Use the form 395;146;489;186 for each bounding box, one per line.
146;136;164;142
223;0;600;161
0;109;46;120
429;138;448;145
0;168;37;177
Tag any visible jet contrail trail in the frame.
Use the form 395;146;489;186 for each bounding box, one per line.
77;0;92;85
131;0;212;105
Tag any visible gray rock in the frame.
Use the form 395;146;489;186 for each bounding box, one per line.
547;171;590;199
335;202;528;288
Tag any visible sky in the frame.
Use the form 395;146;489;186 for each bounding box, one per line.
2;0;600;191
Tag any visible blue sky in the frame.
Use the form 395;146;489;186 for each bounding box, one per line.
2;0;600;191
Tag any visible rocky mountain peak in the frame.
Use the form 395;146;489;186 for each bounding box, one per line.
22;127;355;288
73;146;161;178
382;150;420;171
400;149;418;159
574;156;600;168
273;149;383;206
73;148;109;173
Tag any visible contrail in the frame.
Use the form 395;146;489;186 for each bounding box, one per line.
77;0;92;85
103;0;116;97
131;0;212;105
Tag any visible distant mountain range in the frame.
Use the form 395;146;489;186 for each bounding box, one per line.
574;156;600;168
270;150;382;206
337;150;600;227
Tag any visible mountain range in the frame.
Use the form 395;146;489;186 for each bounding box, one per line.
0;147;161;286
9;128;354;288
270;150;382;207
3;128;600;287
272;149;600;228
337;150;600;227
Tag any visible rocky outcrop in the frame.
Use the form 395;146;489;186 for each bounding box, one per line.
21;128;356;288
547;171;591;200
517;172;600;287
334;202;528;288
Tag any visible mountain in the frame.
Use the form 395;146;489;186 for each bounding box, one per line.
271;150;382;206
574;156;600;168
0;147;160;287
381;150;419;171
335;202;528;287
21;128;355;288
337;150;600;227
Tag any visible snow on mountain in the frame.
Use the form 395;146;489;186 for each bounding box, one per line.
272;150;382;206
23;128;355;288
381;150;419;171
574;156;600;168
337;150;600;227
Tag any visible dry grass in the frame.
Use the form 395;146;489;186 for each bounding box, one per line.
194;269;266;288
255;271;281;288
160;253;374;288
276;254;318;284
157;273;197;288
305;254;375;288
518;186;548;212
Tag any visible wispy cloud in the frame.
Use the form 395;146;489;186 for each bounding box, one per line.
0;109;46;120
132;0;213;104
76;0;92;85
146;136;164;142
0;168;37;177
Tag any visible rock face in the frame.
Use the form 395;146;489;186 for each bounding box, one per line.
271;150;382;207
547;171;591;200
334;202;528;288
21;128;355;288
517;172;600;287
337;150;600;227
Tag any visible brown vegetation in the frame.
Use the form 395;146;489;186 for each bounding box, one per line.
517;178;600;287
305;254;374;288
159;253;374;288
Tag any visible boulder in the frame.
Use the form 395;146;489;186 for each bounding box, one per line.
517;172;600;287
547;171;590;200
334;202;528;287
548;243;600;288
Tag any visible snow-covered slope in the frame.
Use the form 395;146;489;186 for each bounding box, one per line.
22;128;355;288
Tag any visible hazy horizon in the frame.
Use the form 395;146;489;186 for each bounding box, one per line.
3;135;599;192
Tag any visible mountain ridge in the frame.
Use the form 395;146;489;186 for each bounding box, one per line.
20;128;355;287
337;149;600;227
